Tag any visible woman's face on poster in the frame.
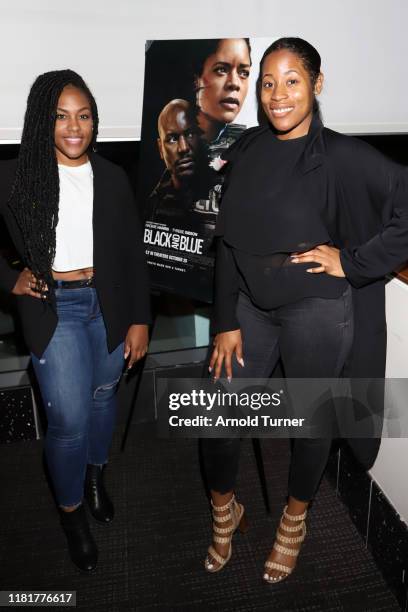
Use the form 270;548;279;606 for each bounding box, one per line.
196;38;251;125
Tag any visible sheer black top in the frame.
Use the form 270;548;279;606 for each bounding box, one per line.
213;125;347;332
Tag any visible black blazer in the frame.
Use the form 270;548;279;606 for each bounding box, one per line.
214;115;408;468
215;114;408;378
0;153;151;357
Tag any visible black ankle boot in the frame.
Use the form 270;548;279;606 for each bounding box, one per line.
59;504;98;572
84;464;114;524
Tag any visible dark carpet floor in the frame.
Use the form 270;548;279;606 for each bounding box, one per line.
0;423;401;612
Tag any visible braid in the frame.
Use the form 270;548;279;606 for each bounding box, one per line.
10;69;99;287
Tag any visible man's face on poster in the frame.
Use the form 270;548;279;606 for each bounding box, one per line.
157;100;200;190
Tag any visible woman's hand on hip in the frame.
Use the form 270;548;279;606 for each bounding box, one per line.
209;329;244;382
12;267;47;298
291;245;345;277
124;324;149;369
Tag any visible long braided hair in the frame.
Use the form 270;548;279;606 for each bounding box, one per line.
10;69;99;288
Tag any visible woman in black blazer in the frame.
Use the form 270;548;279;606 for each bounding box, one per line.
0;70;151;572
202;38;408;582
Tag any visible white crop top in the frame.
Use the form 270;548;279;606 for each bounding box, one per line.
53;161;94;272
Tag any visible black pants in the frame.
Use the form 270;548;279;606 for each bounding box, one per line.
201;287;353;501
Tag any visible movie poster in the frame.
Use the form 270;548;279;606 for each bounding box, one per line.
137;38;271;302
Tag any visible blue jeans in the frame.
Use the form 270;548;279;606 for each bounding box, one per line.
31;286;124;507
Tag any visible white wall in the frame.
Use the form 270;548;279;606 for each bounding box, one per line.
370;278;408;525
0;0;407;141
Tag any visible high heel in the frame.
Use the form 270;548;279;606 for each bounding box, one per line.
84;464;114;524
263;505;307;583
205;494;248;573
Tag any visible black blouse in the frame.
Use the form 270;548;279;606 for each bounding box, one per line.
213;125;347;333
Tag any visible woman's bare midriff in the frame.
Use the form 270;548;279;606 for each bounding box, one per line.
52;267;94;281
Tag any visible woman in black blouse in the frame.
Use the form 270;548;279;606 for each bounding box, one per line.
201;38;408;582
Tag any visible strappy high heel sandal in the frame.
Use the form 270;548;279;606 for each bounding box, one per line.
263;505;307;583
204;494;249;573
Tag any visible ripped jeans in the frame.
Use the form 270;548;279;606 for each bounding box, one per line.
31;286;124;507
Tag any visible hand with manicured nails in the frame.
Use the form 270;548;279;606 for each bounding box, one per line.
124;324;149;370
291;245;345;277
209;329;245;382
12;267;48;298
